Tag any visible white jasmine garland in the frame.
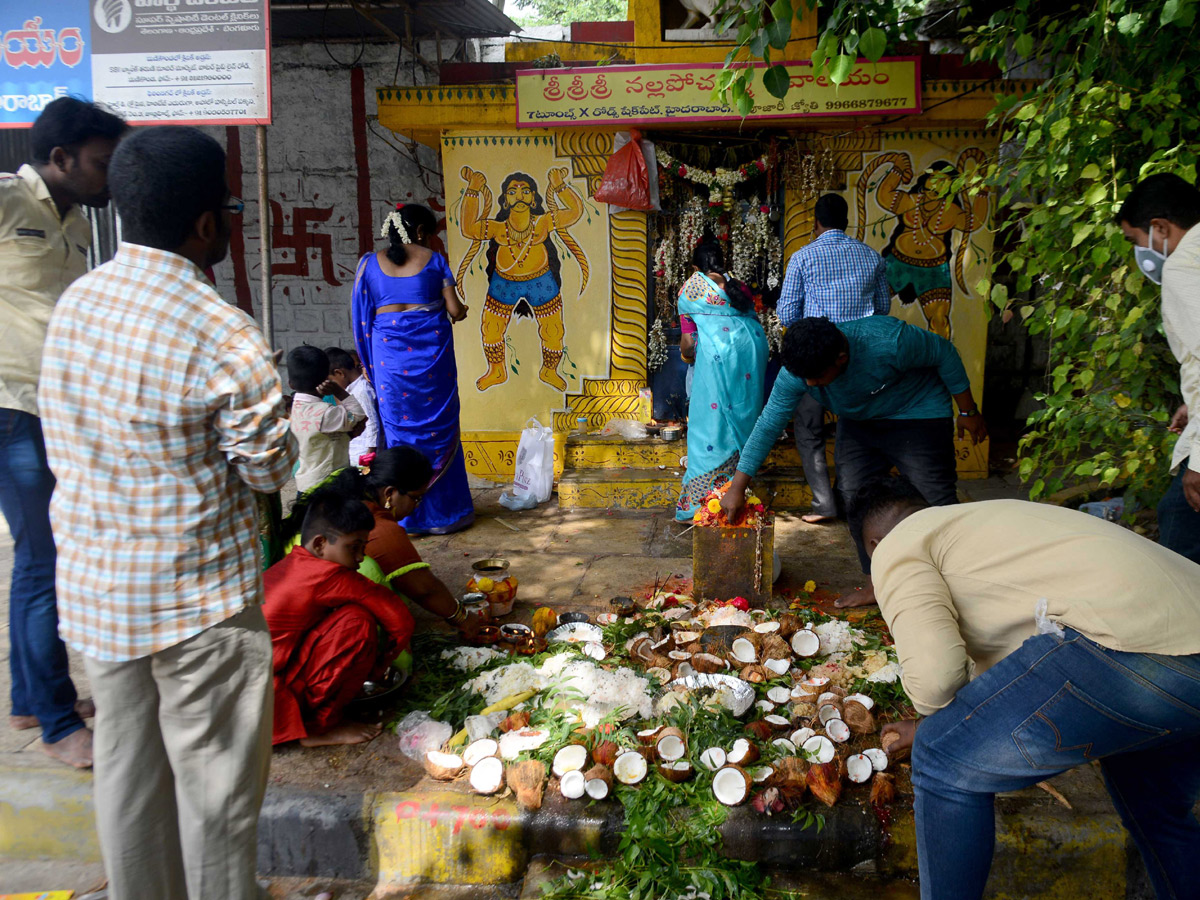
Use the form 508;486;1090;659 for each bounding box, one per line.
381;209;412;243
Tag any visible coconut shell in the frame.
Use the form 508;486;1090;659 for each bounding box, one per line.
655;727;687;761
684;642;703;655
658;760;694;783
843;700;877;735
631;637;655;663
881;730;911;761
584;764;613;798
806;761;843;808
499;710;531;733
791;701;818;721
650;654;674;670
712;764;753;806
592;740;619;768
670;660;696;681
508;759;547;810
699;625;747;654
636;726;662;746
777;614;804;638
739;663;769;684
760;633;791;661
870;772;897;806
692;653;726;674
745;719;774;741
771;756;809;791
727;737;760;766
423;751;465;781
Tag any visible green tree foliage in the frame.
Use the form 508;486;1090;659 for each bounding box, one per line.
512;0;626;28
716;0;1200;505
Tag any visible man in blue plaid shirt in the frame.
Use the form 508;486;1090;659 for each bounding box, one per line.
777;194;891;522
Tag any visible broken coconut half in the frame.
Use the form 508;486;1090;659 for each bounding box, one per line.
712;765;753;806
750;765;775;784
790;727;816;746
825;718;851;743
730;636;759;665
790;629;821;657
423;751;465;781
846;753;873;784
499;728;551;760
699;747;727;771
613;750;649;785
462;739;499;769
559;768;587;800
802;734;836;764
552;743;590;778
469;756;505;795
764;714;792;732
584;764;613;799
766;686;793;705
863;748;888;772
818;704;843;726
727;737;760;766
658;760;694;783
656;727;687;762
763;657;791;676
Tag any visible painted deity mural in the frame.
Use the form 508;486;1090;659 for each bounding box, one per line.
456;165;589;391
855;147;990;339
441;131;614;436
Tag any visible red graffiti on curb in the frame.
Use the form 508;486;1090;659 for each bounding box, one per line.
394;800;513;833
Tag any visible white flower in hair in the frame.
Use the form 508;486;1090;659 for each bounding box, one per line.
381;209;412;243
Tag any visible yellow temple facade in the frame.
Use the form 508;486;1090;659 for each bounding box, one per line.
377;0;1026;507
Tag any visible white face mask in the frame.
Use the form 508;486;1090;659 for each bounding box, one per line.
1134;225;1169;285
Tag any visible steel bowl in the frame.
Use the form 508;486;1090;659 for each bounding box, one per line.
472;557;510;576
557;612;591;625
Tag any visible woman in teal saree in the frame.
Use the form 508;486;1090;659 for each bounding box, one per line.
675;243;769;522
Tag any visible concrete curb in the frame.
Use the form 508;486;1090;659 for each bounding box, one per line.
0;758;1155;898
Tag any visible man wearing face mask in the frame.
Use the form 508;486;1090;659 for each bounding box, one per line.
1117;173;1200;564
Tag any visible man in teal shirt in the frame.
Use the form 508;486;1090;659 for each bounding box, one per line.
721;315;987;605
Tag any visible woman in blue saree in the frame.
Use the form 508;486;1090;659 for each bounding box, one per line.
352;203;476;534
675;242;768;522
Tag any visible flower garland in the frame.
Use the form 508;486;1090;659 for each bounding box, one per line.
647;318;668;372
760;308;785;356
656;147;769;208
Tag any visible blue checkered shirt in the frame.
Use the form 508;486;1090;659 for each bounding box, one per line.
39;243;297;662
776;229;892;326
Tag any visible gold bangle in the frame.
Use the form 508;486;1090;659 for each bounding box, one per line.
464;189;480;197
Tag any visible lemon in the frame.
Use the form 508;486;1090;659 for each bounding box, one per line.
476;576;496;592
746;495;761;506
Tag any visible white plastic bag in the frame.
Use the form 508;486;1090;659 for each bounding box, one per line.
600;418;649;440
1034;598;1065;638
511;417;555;504
395;710;453;762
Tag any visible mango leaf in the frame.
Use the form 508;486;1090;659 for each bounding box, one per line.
860;27;887;63
829;53;855;85
763;64;791;99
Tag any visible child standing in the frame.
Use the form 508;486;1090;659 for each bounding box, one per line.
288;345;366;492
263;490;415;746
326;345;379;467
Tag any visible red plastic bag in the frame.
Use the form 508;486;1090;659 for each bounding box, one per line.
594;130;652;210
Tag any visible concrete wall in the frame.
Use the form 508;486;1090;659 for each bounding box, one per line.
204;40;462;363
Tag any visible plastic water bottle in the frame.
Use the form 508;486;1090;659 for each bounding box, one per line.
574;415;588;435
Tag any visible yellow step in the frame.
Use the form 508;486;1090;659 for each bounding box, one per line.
556;466;815;511
563;434;807;471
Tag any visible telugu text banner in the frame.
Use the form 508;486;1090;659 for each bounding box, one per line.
516;58;920;128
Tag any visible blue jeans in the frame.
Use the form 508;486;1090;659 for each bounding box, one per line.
1157;460;1200;566
835;416;959;571
0;408;81;743
912;628;1200;900
793;392;837;518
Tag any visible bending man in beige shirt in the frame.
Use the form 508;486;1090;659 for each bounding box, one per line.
853;478;1200;900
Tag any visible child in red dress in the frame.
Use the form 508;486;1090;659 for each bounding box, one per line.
263;491;414;746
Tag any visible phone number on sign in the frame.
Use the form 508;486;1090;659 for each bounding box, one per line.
816;97;912;111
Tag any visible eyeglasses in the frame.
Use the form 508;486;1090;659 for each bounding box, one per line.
221;197;245;214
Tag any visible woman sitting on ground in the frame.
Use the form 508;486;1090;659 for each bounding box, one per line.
283;445;482;634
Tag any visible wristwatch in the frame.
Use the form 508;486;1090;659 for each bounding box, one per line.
959;408;981;417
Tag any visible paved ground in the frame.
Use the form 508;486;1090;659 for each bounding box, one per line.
0;472;1030;897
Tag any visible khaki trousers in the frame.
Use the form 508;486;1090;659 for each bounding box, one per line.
83;605;273;900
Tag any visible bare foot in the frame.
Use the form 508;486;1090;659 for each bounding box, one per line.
299;722;382;747
476;363;508;391
41;726;94;769
835;583;878;609
801;513;836;524
538;367;568;392
11;698;97;731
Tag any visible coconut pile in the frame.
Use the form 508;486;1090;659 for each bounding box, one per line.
415;597;907;814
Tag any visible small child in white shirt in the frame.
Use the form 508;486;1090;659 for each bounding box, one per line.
325;346;379;467
287;345;365;493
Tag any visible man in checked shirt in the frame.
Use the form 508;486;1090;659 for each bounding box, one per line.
39;127;297;900
776;193;892;523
